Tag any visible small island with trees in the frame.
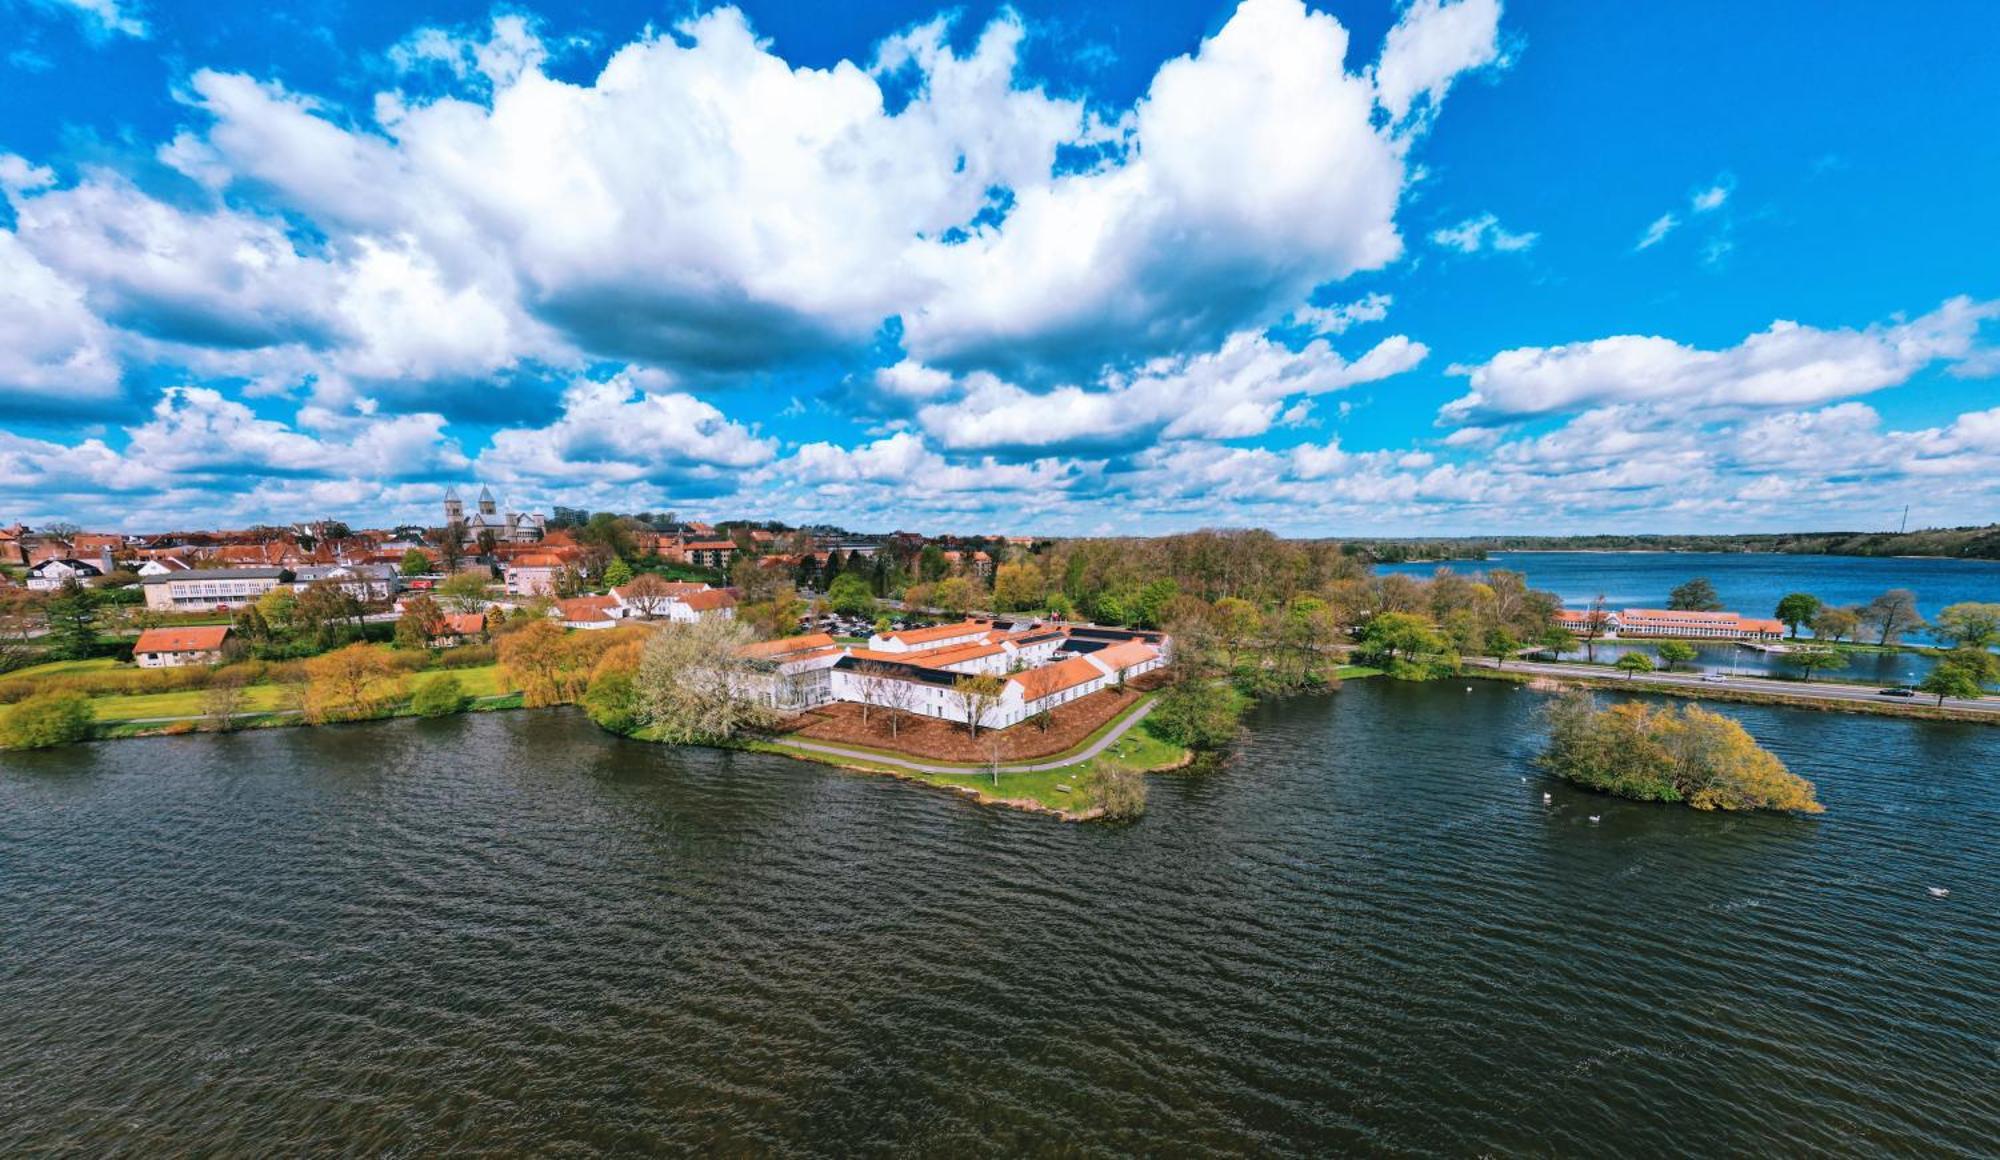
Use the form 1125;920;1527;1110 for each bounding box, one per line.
1539;690;1823;813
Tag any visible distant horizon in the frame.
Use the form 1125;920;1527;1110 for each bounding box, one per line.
3;0;1997;534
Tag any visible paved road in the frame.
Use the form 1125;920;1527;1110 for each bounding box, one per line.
778;699;1161;775
1469;656;2000;716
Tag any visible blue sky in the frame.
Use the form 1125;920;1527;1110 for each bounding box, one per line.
3;0;1998;536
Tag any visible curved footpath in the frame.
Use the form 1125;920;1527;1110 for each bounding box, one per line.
774;699;1161;775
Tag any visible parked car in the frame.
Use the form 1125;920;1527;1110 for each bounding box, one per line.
1702;672;1728;683
1877;686;1917;698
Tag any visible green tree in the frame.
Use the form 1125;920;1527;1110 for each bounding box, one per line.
1931;602;2000;649
1355;613;1444;667
582;670;642;734
0;690;95;749
602;557;635;589
436;571;492;614
918;544;949;582
1656;640;1698;671
399;548;432;577
825;572;877;618
1917;662;1986;707
1540;625;1578;658
1782;645;1848;683
394;594;447;649
1146;681;1240;750
1616;652;1656;680
1668;577;1723;611
409;672;468;717
41;578;98;661
1482;627;1521;669
1774;592;1822;638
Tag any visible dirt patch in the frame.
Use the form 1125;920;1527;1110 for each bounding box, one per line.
777;687;1143;762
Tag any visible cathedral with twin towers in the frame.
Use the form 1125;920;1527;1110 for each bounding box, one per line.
443;486;547;545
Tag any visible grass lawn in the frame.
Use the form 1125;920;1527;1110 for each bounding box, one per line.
1333;664;1383;679
0;661;513;731
0;656;121;682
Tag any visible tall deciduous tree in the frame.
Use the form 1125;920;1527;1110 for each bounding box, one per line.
1931;602;2000;649
949;673;1006;738
1668;577;1723;611
1774;592;1822;638
1860;589;1924;645
634;616;774;743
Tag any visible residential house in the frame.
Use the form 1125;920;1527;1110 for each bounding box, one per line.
0;524;25;565
26;558;104;590
433;613;487;647
504;552;569;596
666;588;737;622
610;580;710;619
135;557;193;577
555;595;623;630
132;625;232;668
142;567;289;611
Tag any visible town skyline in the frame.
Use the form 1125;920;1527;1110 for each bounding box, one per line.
4;0;1999;536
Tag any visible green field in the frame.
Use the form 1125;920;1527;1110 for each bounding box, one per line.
0;657;121;682
0;660;512;732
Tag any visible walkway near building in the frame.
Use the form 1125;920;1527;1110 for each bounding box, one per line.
773;698;1161;775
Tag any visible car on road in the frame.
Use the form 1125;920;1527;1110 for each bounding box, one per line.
1702;672;1728;683
1877;686;1918;697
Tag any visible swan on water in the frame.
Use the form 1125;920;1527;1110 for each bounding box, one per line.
1928;887;1950;898
1542;793;1553;804
1589;815;1601;824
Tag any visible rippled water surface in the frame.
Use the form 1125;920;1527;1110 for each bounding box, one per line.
3;685;1996;1156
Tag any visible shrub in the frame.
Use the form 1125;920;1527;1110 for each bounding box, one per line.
583;670;643;735
1090;766;1147;820
409;673;468;718
0;691;96;749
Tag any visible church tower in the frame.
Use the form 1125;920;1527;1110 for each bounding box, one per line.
444;487;464;525
478;486;498;518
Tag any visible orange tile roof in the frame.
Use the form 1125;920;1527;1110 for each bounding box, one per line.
882;619;990;647
738;632;837;659
133;626;231;653
557;595;619;622
678;589;737;611
441;613;486;636
510;553;567;568
683;540;737;551
1007;655;1105;702
906;639;1007;668
1089;640;1159;672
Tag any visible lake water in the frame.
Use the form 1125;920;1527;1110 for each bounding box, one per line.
3;691;1995;1155
1380;551;2000;681
1379;551;2000;632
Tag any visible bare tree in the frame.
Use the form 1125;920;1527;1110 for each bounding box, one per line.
199;669;252;732
618;572;676;620
852;660;900;726
949;673;1006;739
1579;594;1612;663
877;671;921;739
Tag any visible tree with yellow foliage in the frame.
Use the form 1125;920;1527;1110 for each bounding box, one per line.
302;643;396;723
1541;691;1822;813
